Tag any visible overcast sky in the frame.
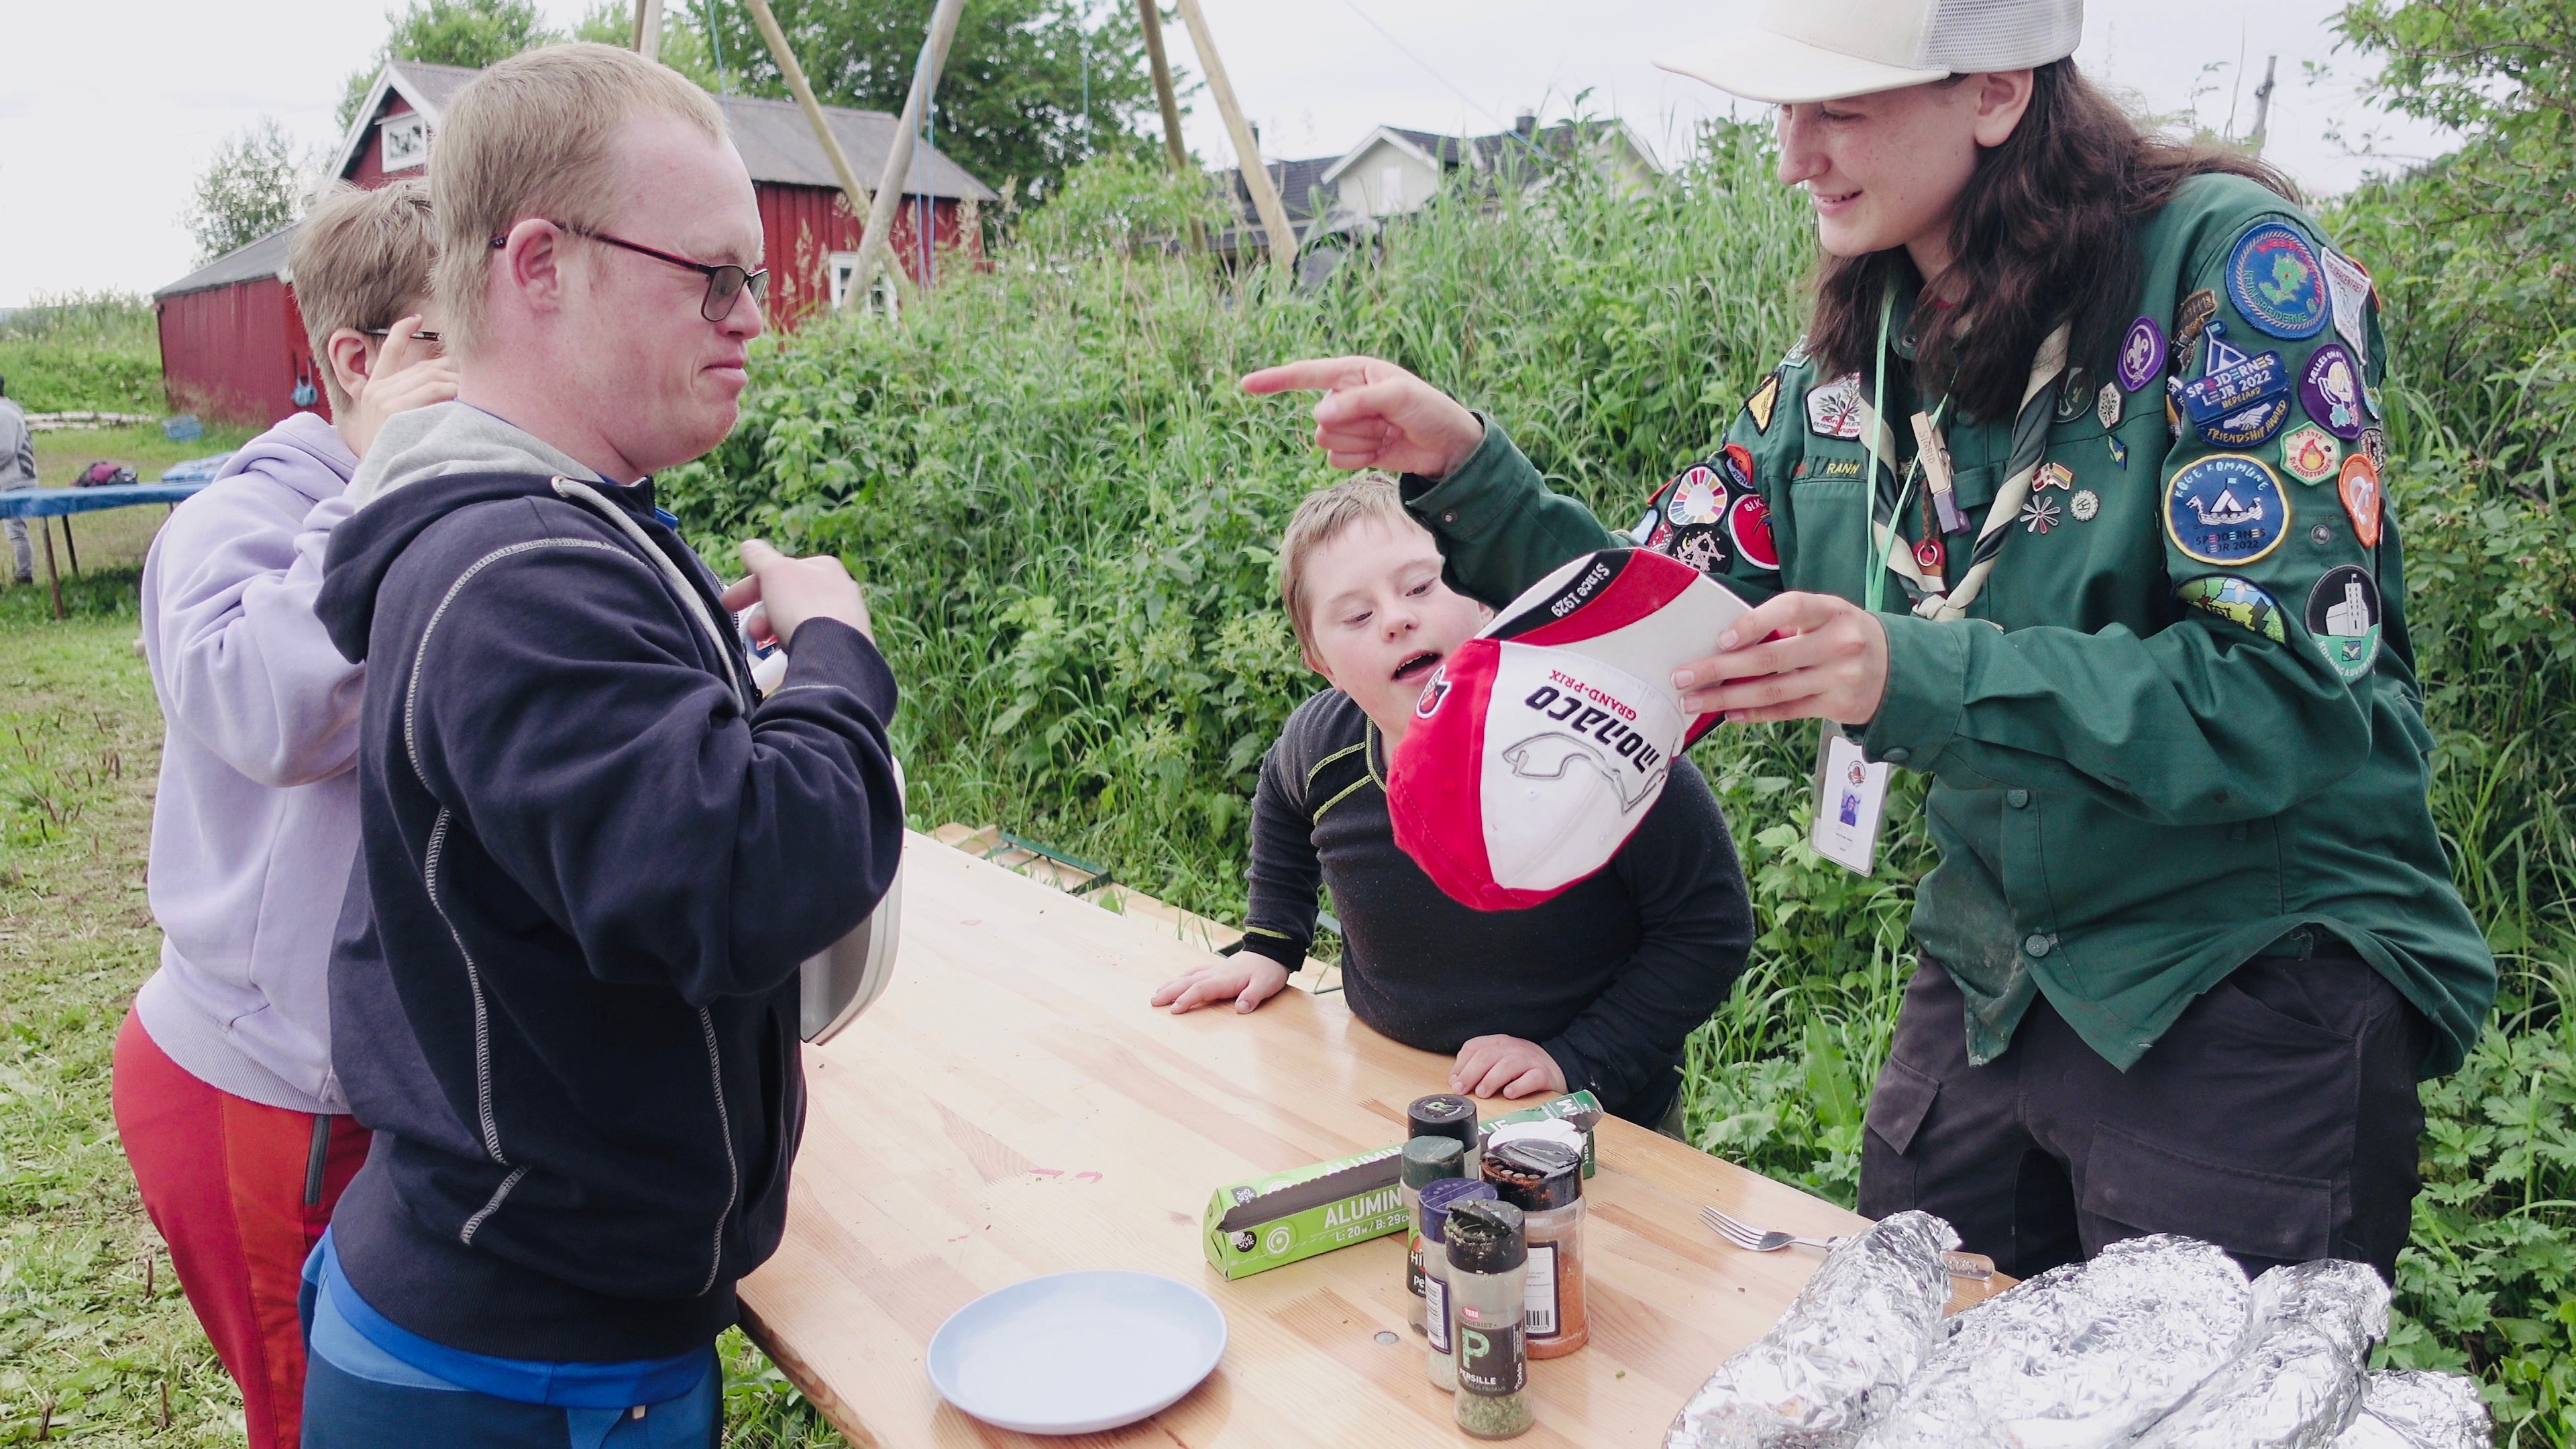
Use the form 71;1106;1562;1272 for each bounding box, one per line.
0;0;2452;309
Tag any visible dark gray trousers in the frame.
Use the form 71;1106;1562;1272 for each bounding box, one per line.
1858;951;2428;1282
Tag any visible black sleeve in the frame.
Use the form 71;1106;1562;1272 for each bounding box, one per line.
1239;735;1320;971
1537;759;1752;1110
412;543;904;1008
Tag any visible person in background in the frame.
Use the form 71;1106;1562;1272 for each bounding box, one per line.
1245;0;2492;1283
1150;474;1754;1131
112;176;455;1449
304;44;903;1447
0;374;34;584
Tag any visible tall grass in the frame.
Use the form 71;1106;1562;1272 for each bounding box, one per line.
664;128;2572;1443
0;290;163;415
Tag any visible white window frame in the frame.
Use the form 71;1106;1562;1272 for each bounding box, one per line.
828;250;900;317
380;111;430;172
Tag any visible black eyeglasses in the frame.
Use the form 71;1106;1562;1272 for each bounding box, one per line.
492;221;767;322
362;326;443;343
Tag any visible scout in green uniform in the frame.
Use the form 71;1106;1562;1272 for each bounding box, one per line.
1245;0;2495;1281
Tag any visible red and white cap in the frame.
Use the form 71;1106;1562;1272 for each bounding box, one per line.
1389;549;1752;910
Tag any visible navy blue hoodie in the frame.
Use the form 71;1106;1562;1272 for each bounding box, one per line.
314;445;900;1363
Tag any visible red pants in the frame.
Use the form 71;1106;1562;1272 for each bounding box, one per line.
113;1010;370;1449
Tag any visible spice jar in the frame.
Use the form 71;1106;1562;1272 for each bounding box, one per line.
1483;1138;1587;1358
1446;1199;1535;1439
1402;1136;1466;1334
1409;1093;1481;1179
1418;1178;1496;1391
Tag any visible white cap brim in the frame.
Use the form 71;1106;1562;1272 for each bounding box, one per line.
1654;29;1950;105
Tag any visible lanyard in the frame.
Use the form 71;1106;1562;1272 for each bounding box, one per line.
1861;292;1945;615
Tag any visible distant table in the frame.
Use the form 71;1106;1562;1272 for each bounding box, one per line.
739;833;1998;1447
0;483;206;619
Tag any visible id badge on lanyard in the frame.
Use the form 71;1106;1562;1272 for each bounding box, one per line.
1809;292;1906;877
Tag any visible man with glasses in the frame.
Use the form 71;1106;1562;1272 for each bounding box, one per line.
307;44;904;1447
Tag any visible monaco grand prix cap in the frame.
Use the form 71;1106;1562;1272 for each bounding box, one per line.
1389;549;1753;911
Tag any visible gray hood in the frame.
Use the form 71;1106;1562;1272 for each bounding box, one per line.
346;401;608;508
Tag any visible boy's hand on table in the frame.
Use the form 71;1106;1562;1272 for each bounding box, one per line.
1150;955;1292;1015
1452;1036;1567;1100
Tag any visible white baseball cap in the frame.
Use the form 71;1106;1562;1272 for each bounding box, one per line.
1655;0;2084;106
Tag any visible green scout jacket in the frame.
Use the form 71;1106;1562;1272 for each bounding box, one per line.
1401;172;2494;1077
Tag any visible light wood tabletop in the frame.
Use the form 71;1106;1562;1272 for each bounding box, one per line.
739;831;1926;1447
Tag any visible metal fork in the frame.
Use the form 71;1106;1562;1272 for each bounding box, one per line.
1700;1203;1996;1281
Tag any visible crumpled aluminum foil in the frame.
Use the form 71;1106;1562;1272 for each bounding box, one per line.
2328;1371;2491;1449
2131;1258;2392;1448
1852;1234;2251;1448
1664;1210;1958;1449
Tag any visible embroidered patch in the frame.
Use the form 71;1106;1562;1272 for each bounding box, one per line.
2199;395;2291;449
2173;288;2220;358
2165;454;2290;566
2319;246;2374;356
1722;443;1756;490
1743;372;1780;434
2181;329;2287;426
1664;464;1727;526
2057;368;2092;422
2339;453;2383;549
2279;425;2341;485
2097;382;2123;430
2021;496;2063;533
2299;343;2367;439
2178;574;2289;642
2033;461;2076;492
2357;427;2387;470
2118;316;2167;392
2228;222;2331;338
1728;492;1779;570
2070;488;2100;522
1807;372;1865;439
1781;335;1811;368
1670;525;1728;575
2306;564;2383;682
1821;457;1864;478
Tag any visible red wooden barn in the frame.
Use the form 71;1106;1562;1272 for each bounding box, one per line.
156;60;996;426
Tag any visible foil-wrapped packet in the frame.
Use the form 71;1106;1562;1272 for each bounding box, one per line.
2133;1258;2392;1448
2329;1371;2490;1449
1853;1234;2251;1448
1665;1210;1960;1449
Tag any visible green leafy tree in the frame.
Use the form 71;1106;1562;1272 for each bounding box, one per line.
337;0;561;128
700;0;1170;201
180;116;309;264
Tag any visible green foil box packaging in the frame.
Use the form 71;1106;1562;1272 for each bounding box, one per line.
1203;1145;1407;1280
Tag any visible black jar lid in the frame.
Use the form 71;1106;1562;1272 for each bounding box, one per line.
1403;1135;1467;1189
1482;1138;1582;1212
1445;1199;1527;1274
1407;1093;1479;1150
1420;1179;1497;1245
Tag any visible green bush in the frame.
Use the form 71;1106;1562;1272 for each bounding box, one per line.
665;120;2571;1444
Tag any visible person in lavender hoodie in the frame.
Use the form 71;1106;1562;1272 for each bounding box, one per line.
111;178;455;1449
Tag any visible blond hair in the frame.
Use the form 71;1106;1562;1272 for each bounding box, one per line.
290;179;439;415
429;43;729;355
1279;472;1414;653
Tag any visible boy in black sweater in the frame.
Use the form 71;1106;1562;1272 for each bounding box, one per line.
1152;474;1752;1128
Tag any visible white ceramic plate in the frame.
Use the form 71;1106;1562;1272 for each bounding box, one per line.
926;1271;1228;1435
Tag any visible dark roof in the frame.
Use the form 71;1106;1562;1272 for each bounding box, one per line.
154;223;298;301
1213;154;1342;227
386;58;480;114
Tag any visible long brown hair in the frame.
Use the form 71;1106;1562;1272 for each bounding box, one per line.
1805;61;2298;420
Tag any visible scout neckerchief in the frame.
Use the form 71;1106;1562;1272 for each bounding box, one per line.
1852;290;2071;621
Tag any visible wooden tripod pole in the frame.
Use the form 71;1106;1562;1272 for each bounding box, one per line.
1136;0;1201;255
1171;0;1293;286
632;0;665;59
845;0;969;309
740;0;912;303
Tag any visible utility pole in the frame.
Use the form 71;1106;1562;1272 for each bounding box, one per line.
2245;54;2278;157
1171;0;1295;288
1134;0;1202;254
741;0;909;305
631;0;665;60
844;0;969;311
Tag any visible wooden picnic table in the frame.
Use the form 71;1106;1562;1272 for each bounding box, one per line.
741;832;1970;1446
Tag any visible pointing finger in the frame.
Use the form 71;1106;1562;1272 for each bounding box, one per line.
1240;356;1375;396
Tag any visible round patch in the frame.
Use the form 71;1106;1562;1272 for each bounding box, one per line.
2070;488;2100;521
2097;382;2123;430
2227;222;2331;338
1670;525;1729;575
2339;453;2383;549
2057;368;2092;422
2305;564;2383;682
1665;464;1727;526
2358;427;2388;470
2198;394;2291;449
1727;492;1779;571
2299;343;2367;439
2279;425;2341;485
2166;454;2290;566
2178;574;2288;642
1722;443;1756;490
2118;317;2167;392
